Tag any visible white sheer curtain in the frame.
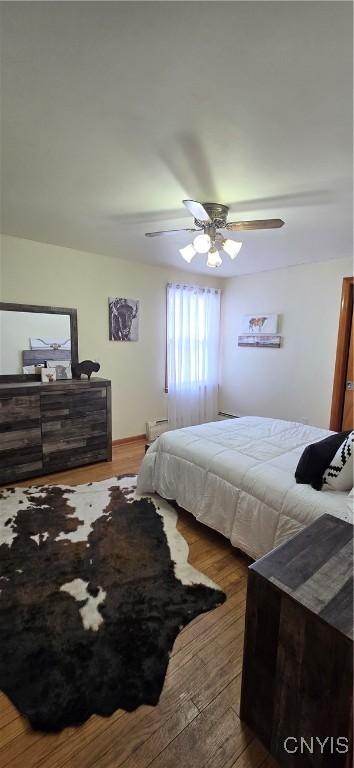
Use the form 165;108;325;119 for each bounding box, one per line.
167;283;221;428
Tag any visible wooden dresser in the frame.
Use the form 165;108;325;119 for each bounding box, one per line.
0;378;112;484
240;514;353;767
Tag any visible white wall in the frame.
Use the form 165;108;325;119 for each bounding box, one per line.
0;246;3;299
0;235;223;439
220;258;353;428
1;235;351;437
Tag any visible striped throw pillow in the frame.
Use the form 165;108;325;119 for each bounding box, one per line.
323;431;354;491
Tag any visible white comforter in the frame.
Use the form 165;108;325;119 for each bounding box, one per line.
137;416;352;559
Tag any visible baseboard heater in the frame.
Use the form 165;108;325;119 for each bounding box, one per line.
146;418;169;441
146;413;237;440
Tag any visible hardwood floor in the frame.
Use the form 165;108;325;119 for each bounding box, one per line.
0;440;278;768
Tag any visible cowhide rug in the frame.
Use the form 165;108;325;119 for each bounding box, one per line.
0;475;225;731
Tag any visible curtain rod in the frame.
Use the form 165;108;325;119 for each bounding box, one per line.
167;282;221;294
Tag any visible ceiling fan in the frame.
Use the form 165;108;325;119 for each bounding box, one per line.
145;200;284;268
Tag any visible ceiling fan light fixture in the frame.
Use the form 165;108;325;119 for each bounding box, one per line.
193;233;211;254
223;239;242;259
206;247;222;269
179;243;196;263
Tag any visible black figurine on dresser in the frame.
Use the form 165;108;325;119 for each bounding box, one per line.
71;360;100;380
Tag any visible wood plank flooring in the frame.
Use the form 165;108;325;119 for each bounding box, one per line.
0;440;278;768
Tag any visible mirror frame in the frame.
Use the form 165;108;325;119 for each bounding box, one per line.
0;302;78;382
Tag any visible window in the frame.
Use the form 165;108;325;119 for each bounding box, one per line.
165;283;221;427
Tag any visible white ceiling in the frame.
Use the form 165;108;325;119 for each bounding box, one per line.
0;2;352;277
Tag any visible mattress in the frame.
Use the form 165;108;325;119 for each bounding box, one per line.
136;416;352;560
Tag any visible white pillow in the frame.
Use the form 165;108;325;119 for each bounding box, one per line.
323;431;354;491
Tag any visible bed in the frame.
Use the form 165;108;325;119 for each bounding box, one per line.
137;416;352;560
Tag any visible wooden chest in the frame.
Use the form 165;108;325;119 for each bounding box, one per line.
240;514;353;767
0;378;112;484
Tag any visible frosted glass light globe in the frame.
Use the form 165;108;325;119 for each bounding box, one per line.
193;233;211;254
179;244;196;263
223;239;242;259
206;248;222;268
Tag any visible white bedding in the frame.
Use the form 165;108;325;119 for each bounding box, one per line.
137;416;352;560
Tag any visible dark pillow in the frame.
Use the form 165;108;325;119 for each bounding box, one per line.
295;431;351;491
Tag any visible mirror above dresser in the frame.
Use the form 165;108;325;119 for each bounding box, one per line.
0;302;78;381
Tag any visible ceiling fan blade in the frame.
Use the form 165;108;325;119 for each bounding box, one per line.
145;228;199;238
226;218;285;231
182;199;211;222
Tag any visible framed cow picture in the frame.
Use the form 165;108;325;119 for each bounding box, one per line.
109;298;139;341
240;314;278;334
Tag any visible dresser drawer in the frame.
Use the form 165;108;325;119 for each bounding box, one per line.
42;442;108;472
40;387;108;471
0;394;43;483
40;387;107;420
0;394;40;425
0;381;111;484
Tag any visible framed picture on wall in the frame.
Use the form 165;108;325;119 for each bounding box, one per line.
108;298;139;341
238;334;281;348
240;314;278;334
